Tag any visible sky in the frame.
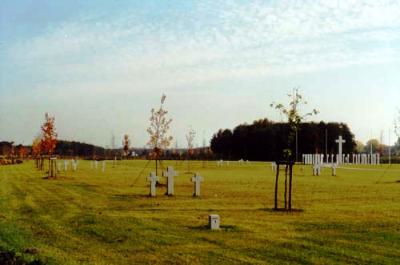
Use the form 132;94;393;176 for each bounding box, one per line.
1;0;399;148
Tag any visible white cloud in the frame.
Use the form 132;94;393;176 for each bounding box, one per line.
1;0;400;145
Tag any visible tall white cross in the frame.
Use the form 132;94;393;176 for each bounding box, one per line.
163;166;177;196
147;172;158;197
191;173;203;197
335;136;346;163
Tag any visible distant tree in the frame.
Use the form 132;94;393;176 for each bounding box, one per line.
40;113;57;178
355;140;365;154
147;94;173;175
395;110;400;144
186;127;196;156
16;145;27;160
364;139;380;154
186;127;196;172
122;134;131;158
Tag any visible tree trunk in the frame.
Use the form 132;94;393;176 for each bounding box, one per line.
274;163;279;210
155;159;158;176
284;165;288;210
288;163;293;211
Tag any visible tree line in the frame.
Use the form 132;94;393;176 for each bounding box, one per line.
210;119;356;161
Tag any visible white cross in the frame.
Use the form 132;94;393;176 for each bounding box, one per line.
331;163;337;176
191;173;203;197
335;136;346;163
72;159;77;171
163;166;177;196
313;164;321;176
147;172;159;197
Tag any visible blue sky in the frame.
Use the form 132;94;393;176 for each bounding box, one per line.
1;0;399;148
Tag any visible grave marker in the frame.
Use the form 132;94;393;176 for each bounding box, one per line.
191;173;203;197
163;166;177;196
147;172;158;197
335;136;346;164
209;214;220;230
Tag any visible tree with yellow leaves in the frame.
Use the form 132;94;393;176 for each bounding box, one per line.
147;94;173;175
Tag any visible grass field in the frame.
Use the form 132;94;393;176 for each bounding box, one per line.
0;160;399;264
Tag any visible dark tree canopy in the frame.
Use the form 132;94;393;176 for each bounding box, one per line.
210;119;356;161
54;140;105;158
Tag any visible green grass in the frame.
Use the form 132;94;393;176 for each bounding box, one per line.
0;160;399;264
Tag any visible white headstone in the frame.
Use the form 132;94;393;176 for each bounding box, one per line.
209;214;220;230
163;166;177;196
64;160;68;171
313;164;321;176
94;160;98;169
191;173;203;197
72;159;77;171
102;161;106;172
332;163;337;176
147;172;158;197
271;162;277;172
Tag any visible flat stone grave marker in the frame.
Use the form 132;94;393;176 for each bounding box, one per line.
209;214;220;230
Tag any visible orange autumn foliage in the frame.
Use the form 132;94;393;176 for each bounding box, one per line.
40;113;57;156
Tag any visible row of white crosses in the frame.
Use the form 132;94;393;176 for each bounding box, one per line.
216;160;229;166
90;160;106;172
303;135;380;165
54;159;78;172
148;166;204;197
303;153;381;165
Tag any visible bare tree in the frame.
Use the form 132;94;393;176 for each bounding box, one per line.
147;94;173;175
186;127;196;173
395;109;400;140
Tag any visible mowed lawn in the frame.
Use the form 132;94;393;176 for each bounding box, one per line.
0;160;399;265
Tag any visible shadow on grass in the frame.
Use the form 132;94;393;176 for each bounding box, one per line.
188;225;241;232
109;194;149;200
261;208;305;214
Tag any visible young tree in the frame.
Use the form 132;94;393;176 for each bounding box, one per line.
122;134;131;159
147;94;173;175
271;88;319;161
40;113;57;178
186;127;196;173
270;88;318;211
32;136;42;169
